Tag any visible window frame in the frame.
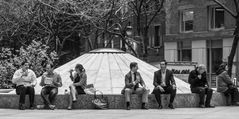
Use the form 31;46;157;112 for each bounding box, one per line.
179;9;194;33
208;6;225;30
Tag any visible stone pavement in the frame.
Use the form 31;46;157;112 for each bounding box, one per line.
0;107;238;119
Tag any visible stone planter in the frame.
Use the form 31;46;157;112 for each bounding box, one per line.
0;89;14;93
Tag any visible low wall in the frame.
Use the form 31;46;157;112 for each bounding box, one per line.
0;93;227;109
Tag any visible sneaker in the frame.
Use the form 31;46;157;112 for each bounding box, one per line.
158;105;163;109
199;104;205;108
126;106;131;110
36;105;46;109
49;105;56;110
67;106;72;110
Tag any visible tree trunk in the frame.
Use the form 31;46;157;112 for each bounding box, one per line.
142;28;149;56
228;17;239;77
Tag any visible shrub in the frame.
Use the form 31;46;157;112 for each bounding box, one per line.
0;40;58;89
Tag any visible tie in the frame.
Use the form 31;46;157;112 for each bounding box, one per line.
134;72;137;81
134;72;137;90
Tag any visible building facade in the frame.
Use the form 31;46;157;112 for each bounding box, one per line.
164;0;238;86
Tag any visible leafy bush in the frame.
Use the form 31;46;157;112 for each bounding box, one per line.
0;40;58;89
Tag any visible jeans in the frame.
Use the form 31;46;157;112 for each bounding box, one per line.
41;86;58;105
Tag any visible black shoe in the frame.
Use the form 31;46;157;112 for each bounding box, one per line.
168;104;175;109
141;106;148;110
199;104;205;108
126;106;131;110
19;104;25;110
205;104;215;108
158;105;163;109
231;102;239;106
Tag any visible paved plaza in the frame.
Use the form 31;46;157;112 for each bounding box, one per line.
0;107;238;119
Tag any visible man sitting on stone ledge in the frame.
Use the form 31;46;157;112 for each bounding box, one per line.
152;60;176;109
12;61;37;110
188;64;215;108
37;63;62;110
122;62;150;110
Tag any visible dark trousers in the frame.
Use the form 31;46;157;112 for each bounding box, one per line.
191;87;213;106
41;86;58;105
16;85;35;107
152;86;176;105
224;86;239;103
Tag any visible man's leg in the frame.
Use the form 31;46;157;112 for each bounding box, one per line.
16;85;26;110
41;87;50;106
152;88;163;108
135;87;149;109
49;88;58;105
124;88;133;110
191;87;206;107
205;88;214;107
164;86;176;109
24;86;35;109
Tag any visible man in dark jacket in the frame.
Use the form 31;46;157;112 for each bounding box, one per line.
152;60;176;109
123;62;150;110
188;64;215;108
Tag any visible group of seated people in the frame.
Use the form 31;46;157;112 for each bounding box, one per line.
11;60;239;110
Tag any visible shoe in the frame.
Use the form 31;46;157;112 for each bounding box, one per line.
231;102;239;106
36;105;46;109
72;100;77;103
29;106;35;110
205;104;215;108
158;105;163;109
126;106;131;110
19;104;25;110
49;105;56;110
67;106;72;110
199;104;205;108
168;104;175;109
141;106;148;110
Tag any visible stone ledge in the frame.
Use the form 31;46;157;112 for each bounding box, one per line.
0;93;226;109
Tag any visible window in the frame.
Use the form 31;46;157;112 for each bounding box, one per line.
180;10;194;32
209;6;224;29
154;25;161;47
207;40;223;73
177;41;192;61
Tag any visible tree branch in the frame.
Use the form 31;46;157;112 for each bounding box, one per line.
213;0;237;18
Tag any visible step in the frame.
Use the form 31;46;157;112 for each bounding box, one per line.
0;93;226;109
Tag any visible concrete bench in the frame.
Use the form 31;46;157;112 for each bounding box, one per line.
0;93;226;109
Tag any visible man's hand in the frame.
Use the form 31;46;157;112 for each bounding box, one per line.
157;85;165;92
198;75;202;79
161;83;166;87
172;85;176;89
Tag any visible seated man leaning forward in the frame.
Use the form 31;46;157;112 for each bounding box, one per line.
12;61;37;110
122;62;150;110
188;64;215;108
152;60;176;109
67;64;87;110
38;63;62;110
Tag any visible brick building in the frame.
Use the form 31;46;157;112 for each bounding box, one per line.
164;0;238;86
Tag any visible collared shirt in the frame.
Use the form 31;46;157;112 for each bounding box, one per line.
161;70;166;86
131;71;137;81
12;69;37;86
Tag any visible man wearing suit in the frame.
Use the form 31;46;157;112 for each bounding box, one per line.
188;64;215;108
123;62;150;110
152;60;176;109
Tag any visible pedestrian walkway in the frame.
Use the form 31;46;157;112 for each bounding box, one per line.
0;106;238;119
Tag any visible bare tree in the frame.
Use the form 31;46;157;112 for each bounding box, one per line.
213;0;239;77
128;0;165;56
